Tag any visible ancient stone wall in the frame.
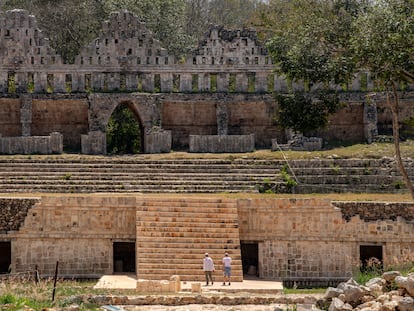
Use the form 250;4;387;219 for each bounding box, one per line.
0;97;21;137
9;196;137;277
0;9;388;96
0;132;62;154
189;134;255;153
237;198;414;280
2;196;414;280
0;198;39;233
1;9;414;154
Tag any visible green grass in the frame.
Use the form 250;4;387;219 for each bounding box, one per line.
0;279;136;310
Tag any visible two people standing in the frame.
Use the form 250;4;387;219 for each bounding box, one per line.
202;252;232;286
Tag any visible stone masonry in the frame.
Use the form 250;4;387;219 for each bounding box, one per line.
2;196;414;284
1;9;413;153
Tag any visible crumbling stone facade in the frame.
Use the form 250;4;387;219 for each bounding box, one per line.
1;196;414;284
1;9;411;154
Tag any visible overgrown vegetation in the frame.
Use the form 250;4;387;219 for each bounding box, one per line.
106;103;141;155
0;278;114;310
354;257;414;286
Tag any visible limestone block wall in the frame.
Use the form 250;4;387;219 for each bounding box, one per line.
2;195;414;280
144;130;172;153
0;132;62;154
0;98;21;137
30;96;89;150
189;134;255;153
9;196;137;277
237;198;414;280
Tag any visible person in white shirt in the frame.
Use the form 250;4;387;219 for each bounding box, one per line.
203;253;215;286
222;252;232;286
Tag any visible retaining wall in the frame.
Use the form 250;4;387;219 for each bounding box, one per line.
1;196;414;281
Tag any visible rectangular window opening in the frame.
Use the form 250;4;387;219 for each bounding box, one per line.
154;74;161;92
65;74;72;93
192;74;199;92
173;74;180;93
229;73;236;93
47;74;54;93
210;74;217;93
7;72;16;94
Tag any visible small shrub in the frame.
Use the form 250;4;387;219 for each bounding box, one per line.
330;163;340;174
281;164;298;189
392;180;405;189
62;173;72;180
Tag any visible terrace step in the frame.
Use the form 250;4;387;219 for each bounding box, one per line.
136;198;242;282
0;155;411;194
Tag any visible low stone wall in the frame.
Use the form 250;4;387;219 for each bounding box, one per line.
189;134;255;153
69;294;318;307
272;135;322;151
136;276;181;293
0;132;63;154
81;131;106;155
144;130;172;153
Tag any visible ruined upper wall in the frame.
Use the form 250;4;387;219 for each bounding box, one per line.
190;25;269;66
75;10;172;68
0;9;381;94
0;9;61;68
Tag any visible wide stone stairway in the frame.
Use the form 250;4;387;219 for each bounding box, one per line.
135;197;243;282
0;156;281;193
0;155;411;193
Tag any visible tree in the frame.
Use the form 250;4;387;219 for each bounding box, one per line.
265;0;360;135
265;0;414;198
2;0;104;63
351;0;414;198
107;104;142;154
207;0;261;29
102;0;195;56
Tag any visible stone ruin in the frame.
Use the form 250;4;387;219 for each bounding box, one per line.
317;271;414;311
0;9;408;154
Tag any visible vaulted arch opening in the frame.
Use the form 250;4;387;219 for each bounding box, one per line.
106;101;144;154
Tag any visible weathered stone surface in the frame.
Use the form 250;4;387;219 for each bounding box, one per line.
0;198;39;232
382;271;401;282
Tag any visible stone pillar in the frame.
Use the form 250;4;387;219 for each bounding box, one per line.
363;96;378;144
50;132;63;154
216;101;228;135
81;131;107;155
20;94;32;136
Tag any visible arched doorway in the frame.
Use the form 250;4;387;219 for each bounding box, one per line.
106;102;144;154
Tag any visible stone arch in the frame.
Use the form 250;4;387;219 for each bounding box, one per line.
82;93;161;154
106;100;144;153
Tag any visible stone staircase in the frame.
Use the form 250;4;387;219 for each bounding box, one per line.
135;198;243;282
290;158;414;194
0;155;411;194
0;157;282;193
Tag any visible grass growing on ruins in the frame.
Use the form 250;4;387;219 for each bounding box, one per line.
353;258;414;285
0;278;138;310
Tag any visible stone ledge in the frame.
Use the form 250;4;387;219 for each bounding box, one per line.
69;294;319;306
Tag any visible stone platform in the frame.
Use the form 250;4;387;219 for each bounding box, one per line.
94;275;283;294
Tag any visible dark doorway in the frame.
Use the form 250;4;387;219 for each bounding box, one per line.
113;242;136;273
0;242;11;273
107;102;143;154
241;242;259;277
360;245;383;271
